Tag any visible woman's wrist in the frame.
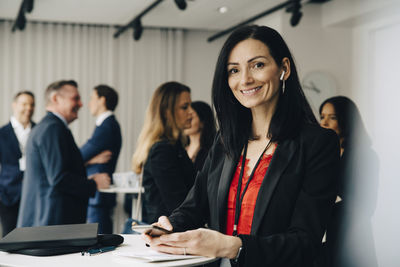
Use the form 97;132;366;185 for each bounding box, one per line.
218;235;242;259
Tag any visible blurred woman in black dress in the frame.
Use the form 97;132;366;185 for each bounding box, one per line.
184;101;216;173
319;96;379;267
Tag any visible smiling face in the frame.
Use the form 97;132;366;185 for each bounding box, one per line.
174;91;193;131
55;85;83;124
227;38;286;112
12;93;35;126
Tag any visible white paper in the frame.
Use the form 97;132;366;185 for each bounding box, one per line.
113;249;202;262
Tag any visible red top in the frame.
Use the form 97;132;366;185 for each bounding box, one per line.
225;145;276;235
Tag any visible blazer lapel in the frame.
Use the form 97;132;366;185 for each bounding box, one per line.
251;139;298;234
217;153;239;231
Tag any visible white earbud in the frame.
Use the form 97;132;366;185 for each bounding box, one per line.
280;71;285;81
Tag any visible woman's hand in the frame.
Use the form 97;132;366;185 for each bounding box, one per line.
143;216;242;259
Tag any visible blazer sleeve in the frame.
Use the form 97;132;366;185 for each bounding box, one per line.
238;130;340;267
80;126;109;163
147;142;195;214
39;125;96;198
168;143;214;232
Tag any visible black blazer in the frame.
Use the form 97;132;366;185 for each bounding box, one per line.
142;139;195;224
169;124;340;267
17;112;97;227
0;121;35;206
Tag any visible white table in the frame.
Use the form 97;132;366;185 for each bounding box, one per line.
100;186;144;222
103;172;145;221
0;235;217;267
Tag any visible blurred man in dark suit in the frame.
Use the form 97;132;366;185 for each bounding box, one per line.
81;85;122;234
17;80;110;227
0;91;35;236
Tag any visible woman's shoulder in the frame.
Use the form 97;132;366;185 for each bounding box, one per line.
150;139;174;149
148;138;181;156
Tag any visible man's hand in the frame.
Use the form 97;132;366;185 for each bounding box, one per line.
86;150;112;166
90;173;111;190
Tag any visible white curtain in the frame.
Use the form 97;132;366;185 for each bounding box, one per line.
0;20;184;172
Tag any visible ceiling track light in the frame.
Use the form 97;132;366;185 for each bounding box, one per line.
25;0;34;13
132;19;143;41
290;0;303;27
174;0;187;10
114;0;164;40
12;0;34;32
15;11;27;31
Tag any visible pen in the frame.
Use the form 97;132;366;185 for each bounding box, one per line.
81;246;116;256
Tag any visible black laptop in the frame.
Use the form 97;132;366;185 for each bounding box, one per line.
0;223;98;254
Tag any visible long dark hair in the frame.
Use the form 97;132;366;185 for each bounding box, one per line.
191;101;217;151
212;25;316;157
319;96;371;149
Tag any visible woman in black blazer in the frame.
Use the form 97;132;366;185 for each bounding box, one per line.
144;25;340;267
132;81;195;224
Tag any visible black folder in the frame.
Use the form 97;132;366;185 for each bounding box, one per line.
0;223;98;253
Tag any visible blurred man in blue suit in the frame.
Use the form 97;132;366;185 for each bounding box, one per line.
81;85;122;234
0;91;35;236
17;80;111;227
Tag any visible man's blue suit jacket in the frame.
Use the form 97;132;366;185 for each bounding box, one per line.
80;115;122;207
17;112;97;227
0;122;35;206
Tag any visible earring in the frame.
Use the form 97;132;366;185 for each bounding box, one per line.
282;79;285;94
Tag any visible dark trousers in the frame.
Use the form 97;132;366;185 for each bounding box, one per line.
87;205;113;234
0;200;19;237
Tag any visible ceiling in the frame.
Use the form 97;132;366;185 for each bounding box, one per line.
0;0;283;31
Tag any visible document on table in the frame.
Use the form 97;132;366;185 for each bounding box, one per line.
114;249;203;262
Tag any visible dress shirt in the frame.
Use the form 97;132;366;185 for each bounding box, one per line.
10;116;32;171
95;111;113;126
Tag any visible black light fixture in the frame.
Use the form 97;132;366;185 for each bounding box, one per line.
132;19;143;41
174;0;187;10
114;0;164;41
290;0;303;27
12;0;34;32
25;0;34;13
15;11;27;31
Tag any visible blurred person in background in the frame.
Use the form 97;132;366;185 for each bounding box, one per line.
17;80;110;227
184;101;216;173
318;96;379;267
132;81;195;224
80;85;122;234
0;91;35;236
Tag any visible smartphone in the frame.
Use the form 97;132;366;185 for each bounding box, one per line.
131;224;173;237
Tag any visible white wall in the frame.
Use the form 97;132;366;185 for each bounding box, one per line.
182;30;225;104
350;6;400;267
